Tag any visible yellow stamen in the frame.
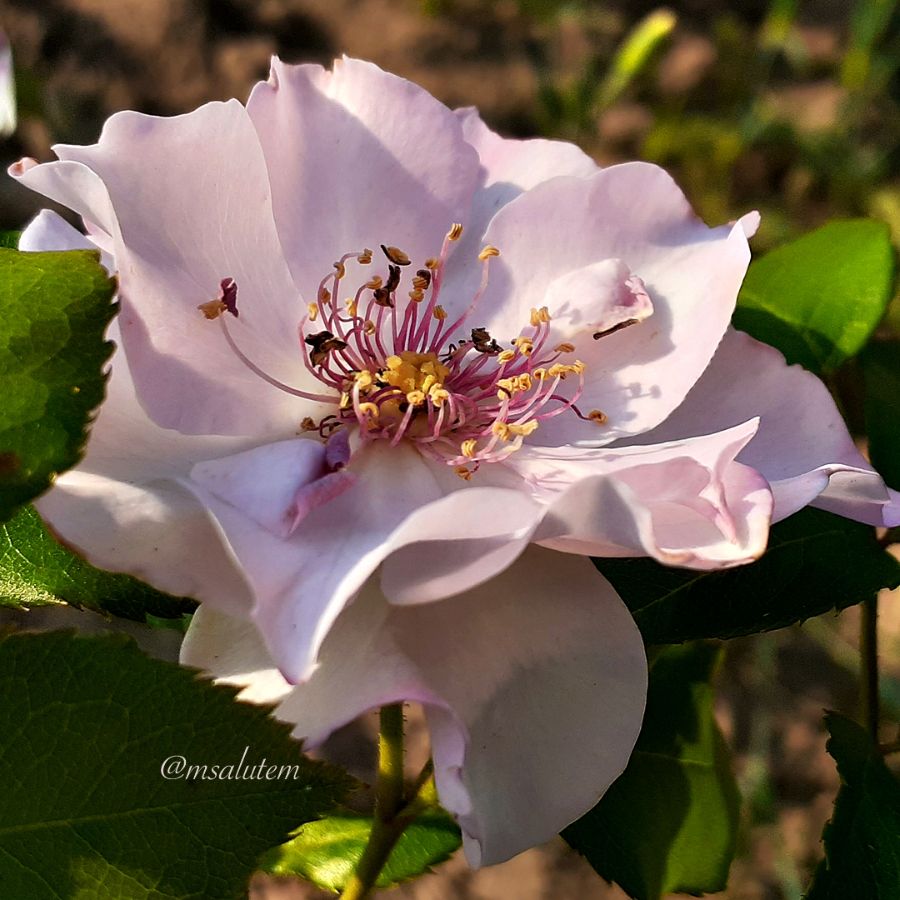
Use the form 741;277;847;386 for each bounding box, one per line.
478;245;500;261
433;305;447;320
319;286;331;303
589;409;609;425
307;303;319;321
497;349;516;363
406;390;426;406
408;289;425;303
447;223;463;241
333;261;346;279
364;320;377;335
366;276;383;290
425;257;440;270
358;402;380;420
455;465;473;480
357;248;373;264
492;422;511;441
346;298;359;317
461;438;478;458
508;420;539;437
555;342;576;353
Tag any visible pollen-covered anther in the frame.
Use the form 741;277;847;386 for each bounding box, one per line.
382;245;411;266
363;320;377;335
307;302;319;321
366;276;383;290
447;223;463;241
333;261;346;279
346;298;359;317
357;248;373;264
197;299;227;320
497;349;516;364
508;420;539;437
555;342;576;353
408;289;425;303
461;438;478;459
433;305;447;320
300;417;317;431
429;386;449;406
425;257;440;270
406;390;427;406
512;336;534;356
478;245;500;261
529;306;552;327
455;465;473;481
491;421;511;441
358;401;380;420
588;409;609;425
319;286;331;303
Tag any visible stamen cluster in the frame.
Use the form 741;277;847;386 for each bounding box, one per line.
202;226;605;477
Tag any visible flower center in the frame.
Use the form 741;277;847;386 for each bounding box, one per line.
200;225;610;478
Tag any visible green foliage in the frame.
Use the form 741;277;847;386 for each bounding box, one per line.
261;810;461;892
862;341;900;489
564;643;739;899
598;508;900;646
805;713;900;898
0;630;354;900
734;220;895;374
0;247;116;520
0;504;196;620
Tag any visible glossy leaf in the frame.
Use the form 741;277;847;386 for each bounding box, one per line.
806;713;900;899
0;247;116;520
260;810;461;892
0;504;195;620
564;643;739;899
598;508;900;645
734;219;894;373
0;630;354;900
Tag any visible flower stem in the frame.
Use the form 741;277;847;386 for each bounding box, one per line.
861;596;880;742
340;704;411;900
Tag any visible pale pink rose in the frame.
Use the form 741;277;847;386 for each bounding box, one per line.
13;57;898;866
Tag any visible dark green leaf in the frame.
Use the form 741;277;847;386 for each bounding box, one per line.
564;643;739;899
805;713;900;899
0;231;20;249
261;810;461;892
0;504;196;620
0;247;116;520
734;219;895;373
862;341;900;489
598;508;900;645
0;630;354;900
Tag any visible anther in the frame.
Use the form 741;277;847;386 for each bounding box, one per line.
461;438;478;458
333;261;346;279
433;305;447;320
478;245;500;261
305;330;349;367
381;245;411;266
447;223;463;241
300;417;317;431
357;248;373;264
588;409;609;424
307;302;319;321
555;342;576;353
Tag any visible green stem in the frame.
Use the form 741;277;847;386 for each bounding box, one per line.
861;596;880;742
340;704;410;900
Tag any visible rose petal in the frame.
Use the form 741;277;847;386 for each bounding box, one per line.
14;100;319;436
181;546;647;867
473;163;754;446
626;328;900;526
18;209;253;614
247;57;480;298
513;420;773;568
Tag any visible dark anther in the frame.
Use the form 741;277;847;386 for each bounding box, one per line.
471;327;502;355
381;245;411;266
415;268;432;289
373;288;394;307
305;330;349;366
593;318;640;340
219;277;239;317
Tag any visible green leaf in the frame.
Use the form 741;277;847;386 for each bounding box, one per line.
0;504;196;620
598;508;900;645
734;219;895;373
0;231;20;249
260;810;461;892
0;630;354;900
564;643;739;899
0;247;116;520
805;713;900;899
862;341;900;490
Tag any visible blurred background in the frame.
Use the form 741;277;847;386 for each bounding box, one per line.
1;1;899;898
